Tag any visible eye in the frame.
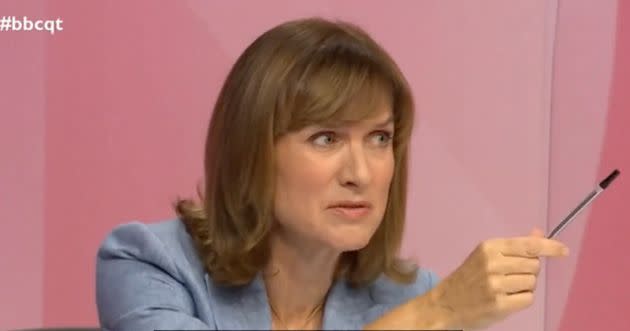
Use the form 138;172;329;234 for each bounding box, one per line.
371;130;393;146
311;132;338;147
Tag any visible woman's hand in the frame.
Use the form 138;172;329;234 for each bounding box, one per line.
429;228;568;330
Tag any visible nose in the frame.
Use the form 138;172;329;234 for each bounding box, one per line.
339;142;372;189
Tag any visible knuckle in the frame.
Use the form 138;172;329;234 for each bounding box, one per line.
480;240;497;255
524;241;540;257
484;259;498;274
478;241;490;254
494;293;509;312
487;275;502;293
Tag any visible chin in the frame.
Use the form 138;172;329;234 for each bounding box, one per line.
326;235;372;252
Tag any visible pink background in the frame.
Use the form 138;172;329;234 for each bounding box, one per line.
1;1;628;330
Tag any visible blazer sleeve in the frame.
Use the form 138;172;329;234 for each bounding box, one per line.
96;222;214;331
424;268;441;290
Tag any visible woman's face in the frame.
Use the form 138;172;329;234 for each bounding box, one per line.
273;101;395;253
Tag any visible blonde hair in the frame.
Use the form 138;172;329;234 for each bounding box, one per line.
175;17;417;287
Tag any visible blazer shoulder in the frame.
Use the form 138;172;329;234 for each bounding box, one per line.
96;220;215;330
97;219;205;282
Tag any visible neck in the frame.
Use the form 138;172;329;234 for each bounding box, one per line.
263;227;340;327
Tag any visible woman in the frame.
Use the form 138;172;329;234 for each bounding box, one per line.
96;17;569;330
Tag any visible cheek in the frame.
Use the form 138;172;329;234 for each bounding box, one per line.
277;162;333;200
273;158;335;225
374;153;395;194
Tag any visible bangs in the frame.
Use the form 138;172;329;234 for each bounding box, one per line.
274;47;396;135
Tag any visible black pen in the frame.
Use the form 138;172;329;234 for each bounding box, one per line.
547;169;621;238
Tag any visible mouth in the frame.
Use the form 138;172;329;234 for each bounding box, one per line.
327;201;372;220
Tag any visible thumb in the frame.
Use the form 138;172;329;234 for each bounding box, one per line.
530;227;545;237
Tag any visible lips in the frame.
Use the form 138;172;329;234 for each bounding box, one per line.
328;201;371;208
328;201;372;219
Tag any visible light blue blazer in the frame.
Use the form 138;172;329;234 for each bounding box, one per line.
96;220;440;330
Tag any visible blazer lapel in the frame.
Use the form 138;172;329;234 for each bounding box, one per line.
322;279;386;329
205;273;271;330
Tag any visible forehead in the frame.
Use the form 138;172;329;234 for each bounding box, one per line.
329;107;393;129
275;70;396;135
317;91;394;128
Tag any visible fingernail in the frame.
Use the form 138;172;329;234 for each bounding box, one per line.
562;247;570;256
